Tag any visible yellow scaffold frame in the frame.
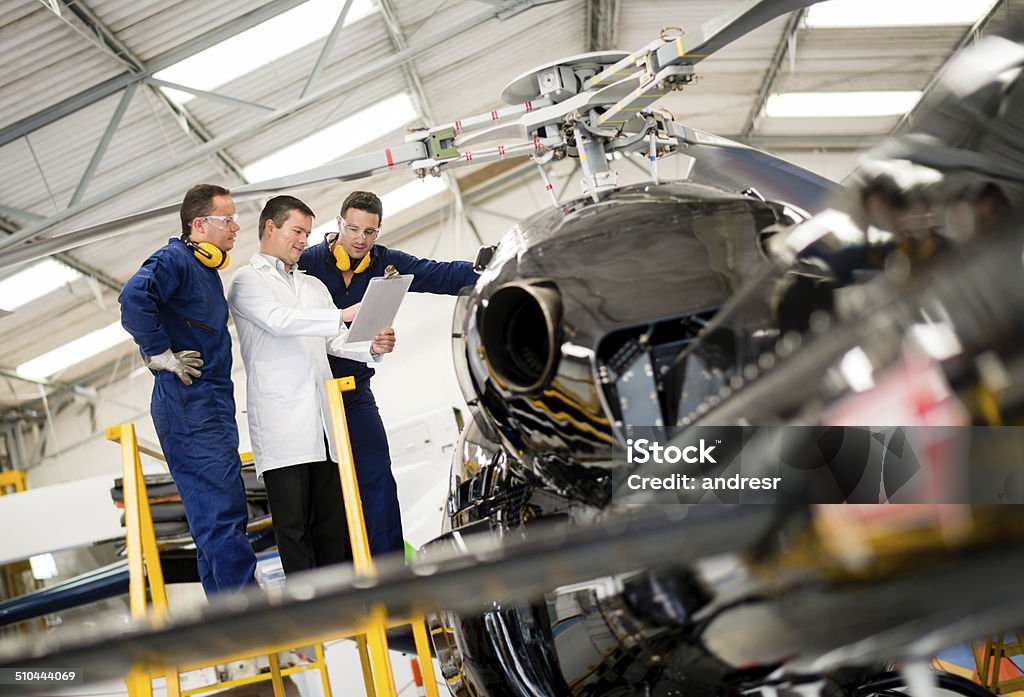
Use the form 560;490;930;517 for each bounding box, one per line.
326;376;440;697
102;374;440;697
973;632;1024;694
105;424;333;697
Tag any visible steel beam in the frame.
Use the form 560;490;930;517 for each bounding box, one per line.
0;204;43;222
144;78;274;113
586;0;618;51
301;0;356;98
741;7;806;139
70;83;137;206
0;0;312;148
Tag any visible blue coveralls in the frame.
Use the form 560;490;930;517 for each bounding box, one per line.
298;242;478;556
119;238;257;594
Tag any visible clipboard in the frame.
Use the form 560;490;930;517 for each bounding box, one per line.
343;274;413;344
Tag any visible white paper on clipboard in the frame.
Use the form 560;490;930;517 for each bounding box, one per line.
343;274;413;344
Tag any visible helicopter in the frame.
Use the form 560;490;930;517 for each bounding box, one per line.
2;1;1024;696
407;5;1024;697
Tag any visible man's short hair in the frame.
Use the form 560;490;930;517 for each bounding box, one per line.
180;184;231;236
259;195;315;240
340;191;383;223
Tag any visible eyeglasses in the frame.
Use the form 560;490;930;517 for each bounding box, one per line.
201;214;240;227
340;222;380;238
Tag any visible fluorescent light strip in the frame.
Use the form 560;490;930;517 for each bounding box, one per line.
806;0;997;27
0;259;82;312
154;0;376;105
17;321;132;380
766;91;921;118
243;93;417;182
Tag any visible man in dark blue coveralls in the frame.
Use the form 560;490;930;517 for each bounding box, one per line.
298;190;479;557
119;184;257;594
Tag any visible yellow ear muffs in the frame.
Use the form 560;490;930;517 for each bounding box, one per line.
186;240;230;270
333;244;372;273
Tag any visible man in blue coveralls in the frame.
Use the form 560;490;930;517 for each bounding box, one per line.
298;190;479;557
119;184;257;594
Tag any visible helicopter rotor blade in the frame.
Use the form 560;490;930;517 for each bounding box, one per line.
660;0;827;68
0;143;430;274
683;136;838;214
230;142;428;197
597;0;829;127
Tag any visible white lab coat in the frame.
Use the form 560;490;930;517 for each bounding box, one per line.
227;253;378;477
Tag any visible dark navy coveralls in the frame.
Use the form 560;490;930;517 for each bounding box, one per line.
298;241;478;556
119;238;257;594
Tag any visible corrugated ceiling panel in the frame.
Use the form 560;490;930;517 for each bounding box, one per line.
417;2;586;127
617;2;738;50
776;26;962;94
0;3;124;132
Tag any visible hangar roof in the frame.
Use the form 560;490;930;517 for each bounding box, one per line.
0;0;1015;413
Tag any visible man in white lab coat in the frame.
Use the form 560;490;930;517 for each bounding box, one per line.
228;195;396;575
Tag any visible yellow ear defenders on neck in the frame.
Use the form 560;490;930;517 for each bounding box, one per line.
332;239;372;273
184;238;230;270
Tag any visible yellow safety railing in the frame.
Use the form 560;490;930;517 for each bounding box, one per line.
105;425;334;697
100;375;441;697
105;423;180;697
326;376;440;697
0;469;27;495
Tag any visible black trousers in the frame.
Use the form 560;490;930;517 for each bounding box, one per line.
262;457;350;575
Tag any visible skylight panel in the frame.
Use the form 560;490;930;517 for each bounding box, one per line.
309;220;336;247
765;91;922;118
382;177;448;216
243;93;418;182
0;259;82;312
302;176;449;248
154;0;376;105
17;321;132;381
806;0;997;27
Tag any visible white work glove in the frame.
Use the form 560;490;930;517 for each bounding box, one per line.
145;348;204;386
